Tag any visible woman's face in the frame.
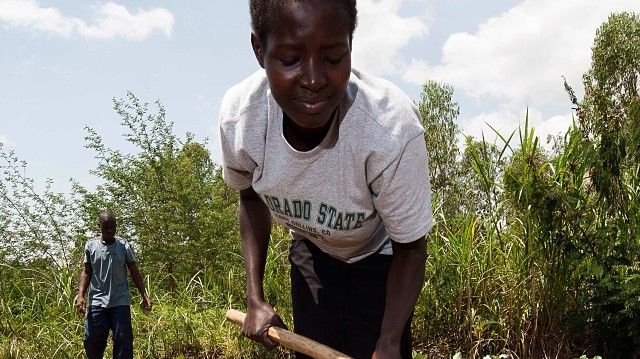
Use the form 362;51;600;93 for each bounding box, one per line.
252;1;352;129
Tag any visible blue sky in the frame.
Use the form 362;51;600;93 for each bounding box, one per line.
1;0;639;193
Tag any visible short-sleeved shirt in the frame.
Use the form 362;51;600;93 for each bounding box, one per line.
219;68;433;263
84;237;136;308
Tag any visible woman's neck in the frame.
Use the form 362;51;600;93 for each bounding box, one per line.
282;110;336;152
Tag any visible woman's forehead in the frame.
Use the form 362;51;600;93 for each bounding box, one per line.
266;1;351;41
275;0;346;20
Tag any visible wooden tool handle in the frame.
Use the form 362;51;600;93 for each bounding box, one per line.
225;309;354;359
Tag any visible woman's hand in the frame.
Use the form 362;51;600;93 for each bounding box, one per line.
243;300;287;349
372;347;402;359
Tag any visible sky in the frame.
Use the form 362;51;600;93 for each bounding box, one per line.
1;0;640;193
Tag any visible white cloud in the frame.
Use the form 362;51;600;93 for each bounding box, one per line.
0;134;12;148
353;0;429;76
403;0;640;106
0;0;174;40
460;106;574;153
536;113;575;147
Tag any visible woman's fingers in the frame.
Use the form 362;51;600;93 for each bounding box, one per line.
243;303;286;349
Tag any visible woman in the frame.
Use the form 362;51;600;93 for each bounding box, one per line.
219;1;433;357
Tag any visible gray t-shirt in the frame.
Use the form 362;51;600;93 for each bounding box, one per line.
84;237;136;307
219;68;433;263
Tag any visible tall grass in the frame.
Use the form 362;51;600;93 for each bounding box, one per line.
0;226;296;359
0;263;84;358
2;117;638;358
412;116;582;358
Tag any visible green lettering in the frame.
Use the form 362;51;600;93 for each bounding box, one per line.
303;201;311;220
354;213;365;229
293;200;303;218
333;212;344;230
317;203;327;225
345;212;356;229
283;198;293;217
272;197;283;214
263;195;275;211
326;206;337;228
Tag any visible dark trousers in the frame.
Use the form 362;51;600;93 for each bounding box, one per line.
289;240;412;359
84;305;133;359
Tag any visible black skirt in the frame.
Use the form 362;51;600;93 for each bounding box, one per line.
289;239;412;359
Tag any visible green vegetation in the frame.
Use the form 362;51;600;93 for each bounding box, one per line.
1;12;639;359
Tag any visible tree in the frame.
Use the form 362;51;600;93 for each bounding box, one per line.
417;81;462;219
458;136;506;218
79;92;239;290
562;12;640;356
0;143;82;267
578;12;640;209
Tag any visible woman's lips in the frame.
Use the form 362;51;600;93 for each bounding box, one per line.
296;97;328;113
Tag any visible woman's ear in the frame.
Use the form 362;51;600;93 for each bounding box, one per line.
251;32;265;69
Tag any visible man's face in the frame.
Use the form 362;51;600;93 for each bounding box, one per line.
255;1;352;129
100;218;116;242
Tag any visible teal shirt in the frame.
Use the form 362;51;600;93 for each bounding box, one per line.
84;237;136;308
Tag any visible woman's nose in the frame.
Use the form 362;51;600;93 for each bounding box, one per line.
299;58;327;91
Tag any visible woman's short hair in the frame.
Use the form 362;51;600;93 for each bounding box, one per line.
249;0;357;44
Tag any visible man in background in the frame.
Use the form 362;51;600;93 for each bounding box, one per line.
75;210;151;359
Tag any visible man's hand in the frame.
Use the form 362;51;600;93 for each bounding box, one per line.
140;296;152;311
76;263;91;315
243;300;287;349
74;294;86;314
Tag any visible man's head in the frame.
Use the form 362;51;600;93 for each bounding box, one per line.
98;210;117;242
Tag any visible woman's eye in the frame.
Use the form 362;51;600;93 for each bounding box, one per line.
280;57;299;66
326;54;345;65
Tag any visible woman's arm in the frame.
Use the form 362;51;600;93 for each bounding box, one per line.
239;186;286;348
373;237;427;359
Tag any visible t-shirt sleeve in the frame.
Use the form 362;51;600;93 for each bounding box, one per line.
219;118;256;190
83;242;90;264
371;134;433;243
124;241;136;263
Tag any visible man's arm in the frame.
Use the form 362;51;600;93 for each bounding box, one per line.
239;186;286;348
373;237;427;359
75;262;92;313
127;261;151;310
